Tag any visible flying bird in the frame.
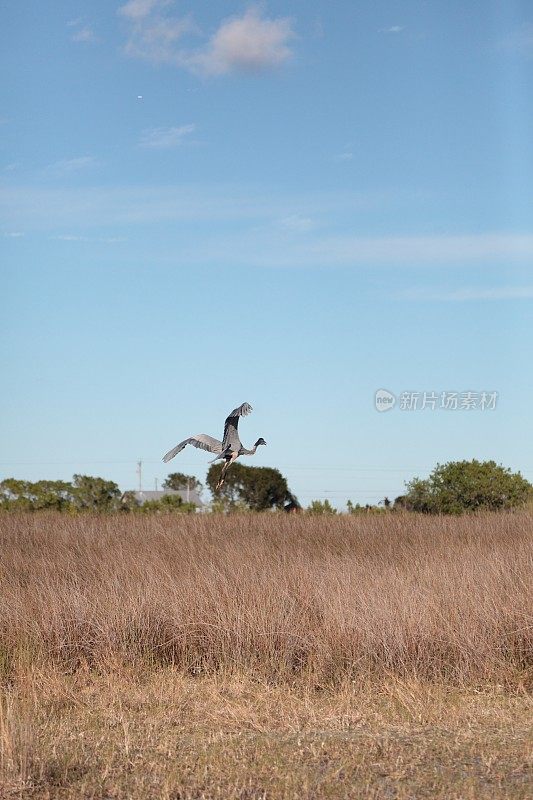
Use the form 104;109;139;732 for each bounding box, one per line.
162;402;267;490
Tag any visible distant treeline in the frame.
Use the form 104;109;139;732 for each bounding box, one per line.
0;476;194;514
1;460;530;515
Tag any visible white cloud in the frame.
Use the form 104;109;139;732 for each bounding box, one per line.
118;0;195;63
123;18;194;64
334;151;353;162
72;27;96;43
118;0;167;21
52;234;89;241
52;234;126;243
380;26;405;34
3;231;24;238
190;7;295;76
279;214;314;232
68;17;97;43
401;286;533;301
139;124;195;148
117;2;295;75
45;156;99;174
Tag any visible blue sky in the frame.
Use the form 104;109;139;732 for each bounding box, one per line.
1;0;532;507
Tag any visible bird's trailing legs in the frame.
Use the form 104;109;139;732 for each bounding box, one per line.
216;452;238;490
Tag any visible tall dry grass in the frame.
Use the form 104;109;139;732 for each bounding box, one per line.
1;511;531;686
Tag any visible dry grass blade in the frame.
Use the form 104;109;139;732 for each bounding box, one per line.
0;511;532;798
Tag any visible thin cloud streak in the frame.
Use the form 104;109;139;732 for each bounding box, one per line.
44;156;100;175
401;286;533;301
0;184;283;229
139;124;195;148
0;183;440;231
51;234;127;243
277;233;533;267
3;184;533;267
279;214;314;232
177;232;533;269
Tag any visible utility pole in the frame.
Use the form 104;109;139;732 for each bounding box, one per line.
155;477;158;491
137;460;142;493
186;478;190;503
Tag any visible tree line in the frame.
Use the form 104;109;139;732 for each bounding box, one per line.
0;475;125;513
0;460;530;515
0;466;299;514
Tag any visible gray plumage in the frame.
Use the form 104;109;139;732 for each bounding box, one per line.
222;402;253;452
162;402;266;489
162;434;222;463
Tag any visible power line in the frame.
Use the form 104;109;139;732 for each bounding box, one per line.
1;460;531;474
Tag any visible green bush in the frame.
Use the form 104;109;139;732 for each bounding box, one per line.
140;493;196;514
307;499;337;515
401;460;532;515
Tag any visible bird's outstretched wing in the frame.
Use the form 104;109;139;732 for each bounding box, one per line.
162;434;223;463
222;402;253;451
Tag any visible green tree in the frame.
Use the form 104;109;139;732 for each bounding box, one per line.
308;499;337;515
163;473;203;494
71;475;121;512
31;480;75;511
403;460;532;515
207;463;295;511
0;478;75;511
0;479;37;511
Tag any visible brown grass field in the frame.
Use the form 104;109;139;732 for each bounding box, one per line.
0;511;532;799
